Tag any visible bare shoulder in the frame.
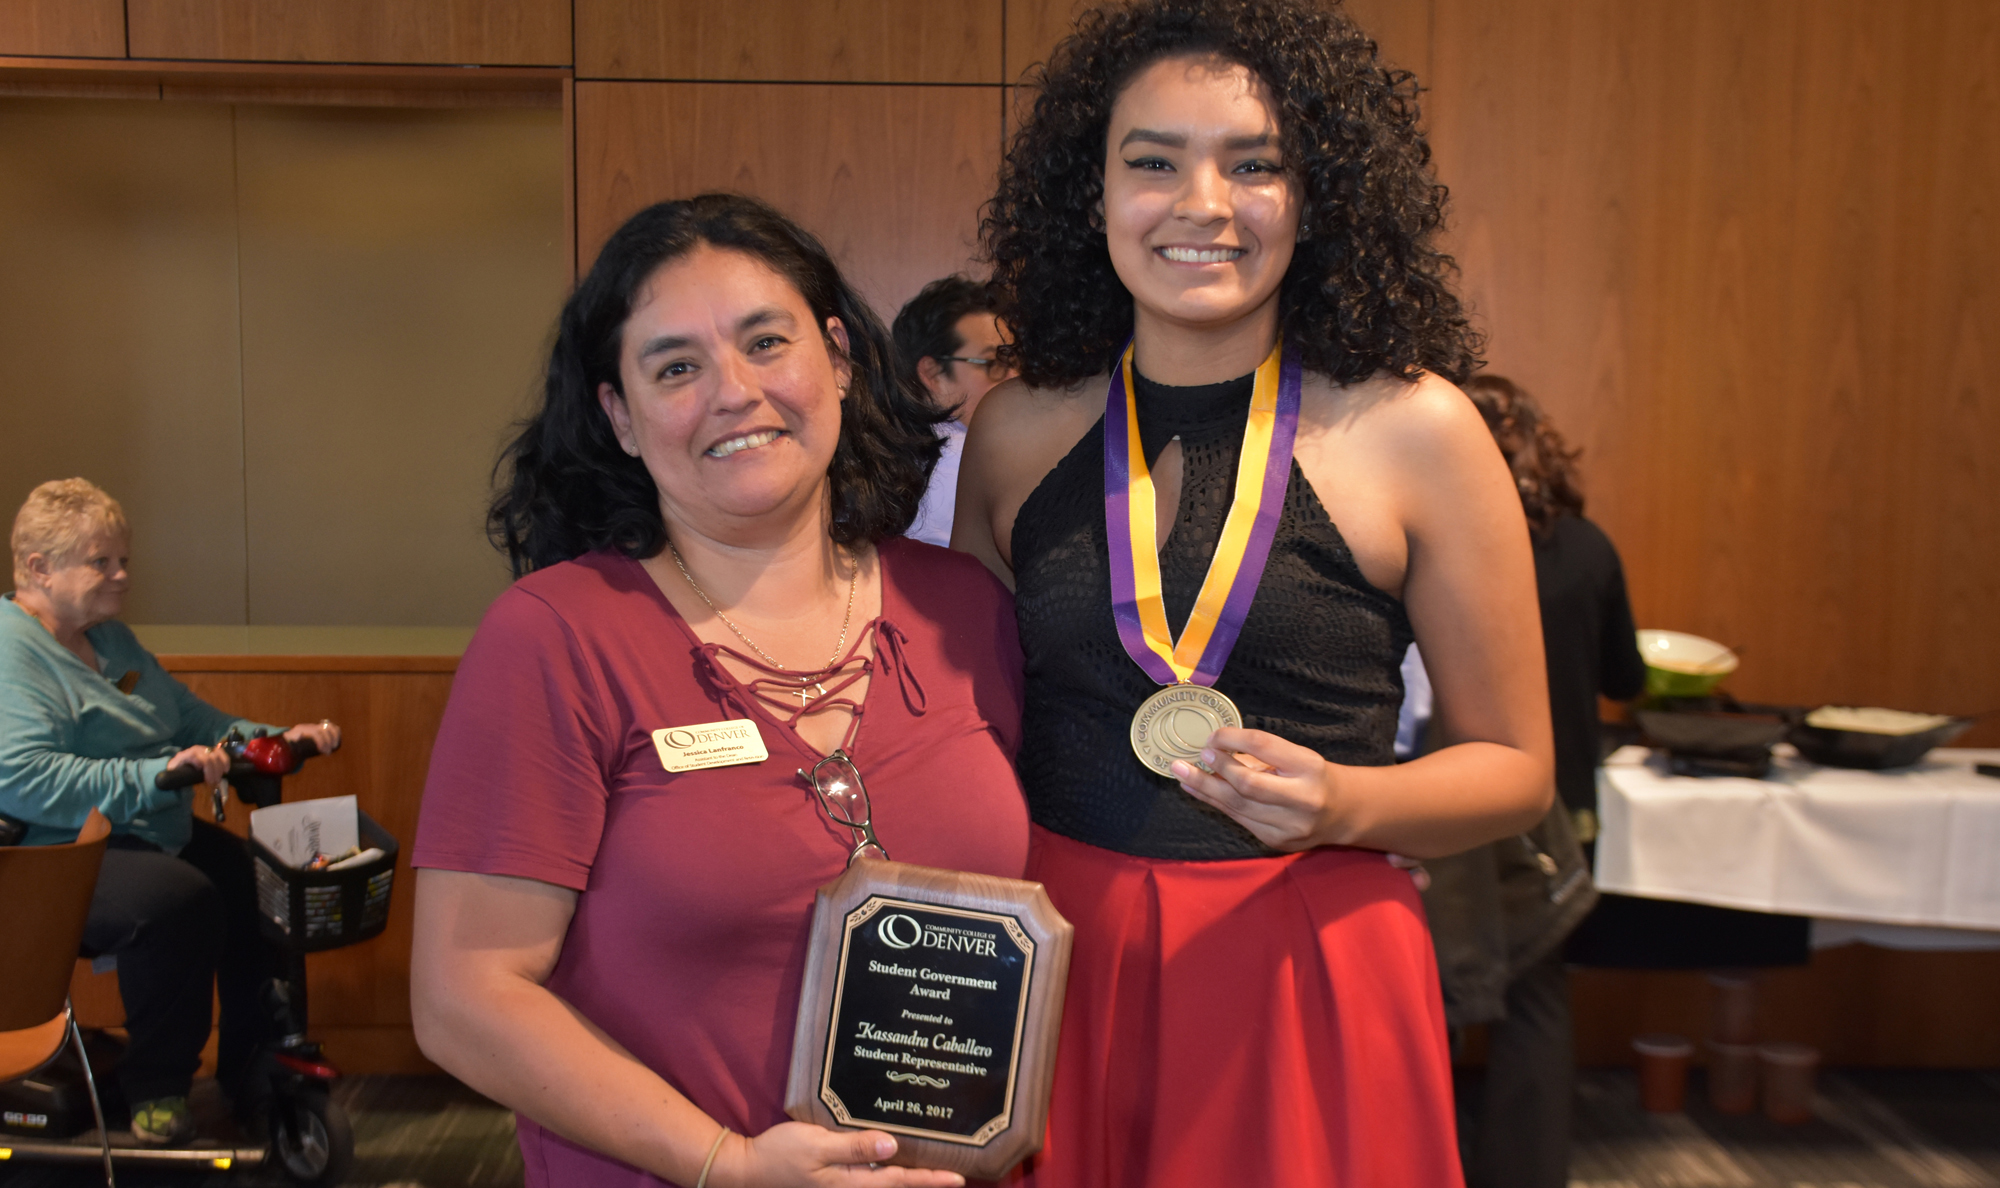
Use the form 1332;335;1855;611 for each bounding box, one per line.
969;375;1103;445
960;375;1103;510
953;375;1105;580
1305;370;1491;460
1291;371;1510;598
1309;371;1508;494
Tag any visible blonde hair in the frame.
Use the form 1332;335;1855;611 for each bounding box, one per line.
11;478;130;588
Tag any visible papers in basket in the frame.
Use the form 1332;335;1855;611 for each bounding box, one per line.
251;796;360;869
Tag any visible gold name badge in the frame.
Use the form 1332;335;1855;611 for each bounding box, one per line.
651;719;769;773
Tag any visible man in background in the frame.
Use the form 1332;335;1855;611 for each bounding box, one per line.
891;276;1014;546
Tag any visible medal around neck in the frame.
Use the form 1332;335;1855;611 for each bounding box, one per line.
786;864;1071;1177
1104;339;1302;775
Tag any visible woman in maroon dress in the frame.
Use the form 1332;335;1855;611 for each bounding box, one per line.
410;195;1024;1188
955;2;1554;1184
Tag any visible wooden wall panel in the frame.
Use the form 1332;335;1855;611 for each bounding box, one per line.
1001;0;1080;82
1428;0;2000;743
0;0;124;57
577;81;1003;317
126;0;571;66
1003;0;1431;83
0;99;249;625
0;100;563;630
0;56;567;106
0;70;157;101
577;0;1000;83
1344;0;1432;78
231;105;564;627
1572;947;2000;1068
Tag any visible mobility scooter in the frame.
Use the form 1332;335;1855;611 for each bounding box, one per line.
0;730;397;1185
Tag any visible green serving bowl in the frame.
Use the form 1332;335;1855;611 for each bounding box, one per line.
1637;629;1739;699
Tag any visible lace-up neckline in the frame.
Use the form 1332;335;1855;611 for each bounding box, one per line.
694;623;877;753
681;615;930;764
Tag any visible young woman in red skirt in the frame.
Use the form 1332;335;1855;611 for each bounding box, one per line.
955;2;1555;1184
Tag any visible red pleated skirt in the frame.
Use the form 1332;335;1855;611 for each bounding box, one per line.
1016;825;1463;1188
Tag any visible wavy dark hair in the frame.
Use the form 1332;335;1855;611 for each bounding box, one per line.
1463;375;1584;535
984;0;1481;388
489;194;946;576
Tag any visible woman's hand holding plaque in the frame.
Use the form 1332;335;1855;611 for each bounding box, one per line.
712;1122;969;1186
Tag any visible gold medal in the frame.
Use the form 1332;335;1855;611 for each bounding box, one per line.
1129;684;1243;777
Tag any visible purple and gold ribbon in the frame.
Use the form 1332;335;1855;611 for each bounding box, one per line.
1104;338;1303;689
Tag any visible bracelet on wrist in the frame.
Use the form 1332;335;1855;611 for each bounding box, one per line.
695;1125;730;1188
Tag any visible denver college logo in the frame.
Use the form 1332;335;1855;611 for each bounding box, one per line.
877;913;924;949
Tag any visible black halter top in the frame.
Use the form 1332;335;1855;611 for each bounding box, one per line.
1011;368;1414;859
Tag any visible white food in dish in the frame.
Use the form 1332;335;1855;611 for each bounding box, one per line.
1803;706;1954;736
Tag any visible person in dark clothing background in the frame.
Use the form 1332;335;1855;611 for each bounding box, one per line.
1412;374;1645;1188
1467;375;1648;831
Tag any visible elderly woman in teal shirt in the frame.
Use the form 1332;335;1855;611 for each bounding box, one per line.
1;478;339;1145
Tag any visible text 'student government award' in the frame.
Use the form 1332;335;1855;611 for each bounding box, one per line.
1105;337;1303;775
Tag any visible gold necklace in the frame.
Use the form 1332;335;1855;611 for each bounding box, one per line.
668;541;859;706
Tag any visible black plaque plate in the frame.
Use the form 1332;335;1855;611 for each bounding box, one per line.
819;897;1033;1144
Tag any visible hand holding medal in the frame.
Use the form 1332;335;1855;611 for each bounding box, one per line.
1167;727;1348;852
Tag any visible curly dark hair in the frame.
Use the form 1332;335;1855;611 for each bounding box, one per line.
984;0;1481;389
1462;375;1585;535
489;194;947;576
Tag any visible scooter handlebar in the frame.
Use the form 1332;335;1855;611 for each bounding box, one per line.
155;762;207;790
154;733;328;789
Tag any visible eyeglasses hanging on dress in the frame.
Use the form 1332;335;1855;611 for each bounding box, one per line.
797;749;889;865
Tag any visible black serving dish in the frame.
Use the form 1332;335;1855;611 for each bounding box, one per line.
1637;709;1793;778
1666;751;1775;779
1637;710;1791;758
1788;716;1973;769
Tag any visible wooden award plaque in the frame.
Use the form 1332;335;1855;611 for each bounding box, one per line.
785;860;1073;1181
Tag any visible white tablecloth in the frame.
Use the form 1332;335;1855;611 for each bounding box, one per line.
1594;746;2000;935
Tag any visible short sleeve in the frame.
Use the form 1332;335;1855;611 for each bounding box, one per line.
412;586;617;891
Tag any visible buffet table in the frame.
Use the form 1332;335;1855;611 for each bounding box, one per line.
1594;747;2000;943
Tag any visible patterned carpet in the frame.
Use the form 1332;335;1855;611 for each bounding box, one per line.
1567;1068;2000;1188
3;1068;1994;1186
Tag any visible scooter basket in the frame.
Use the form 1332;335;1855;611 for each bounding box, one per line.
249;810;398;953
